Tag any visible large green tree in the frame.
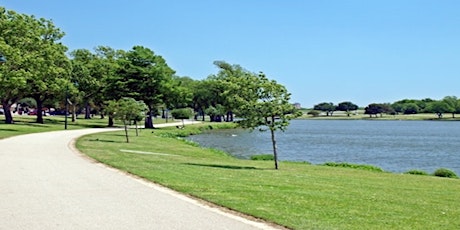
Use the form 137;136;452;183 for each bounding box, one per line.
105;46;175;128
0;8;70;124
70;48;112;120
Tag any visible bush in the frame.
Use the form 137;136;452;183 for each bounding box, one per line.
251;154;274;161
307;110;320;117
322;162;384;172
404;170;429;176
433;168;458;179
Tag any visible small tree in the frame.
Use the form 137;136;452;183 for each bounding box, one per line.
171;108;193;127
106;97;147;143
237;72;301;170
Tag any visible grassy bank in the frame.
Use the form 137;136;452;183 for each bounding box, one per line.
76;124;460;230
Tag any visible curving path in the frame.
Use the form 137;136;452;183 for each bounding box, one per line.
0;123;282;230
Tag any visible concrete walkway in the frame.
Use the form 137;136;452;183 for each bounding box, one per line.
0;123;282;230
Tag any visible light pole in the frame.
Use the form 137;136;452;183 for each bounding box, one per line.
64;85;68;129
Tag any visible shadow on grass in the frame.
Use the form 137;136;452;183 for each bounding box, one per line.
87;138;116;143
0;128;19;132
184;163;260;170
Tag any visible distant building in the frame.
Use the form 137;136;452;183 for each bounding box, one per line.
293;103;301;109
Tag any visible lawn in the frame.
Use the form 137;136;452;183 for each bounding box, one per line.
75;124;460;230
0;115;167;139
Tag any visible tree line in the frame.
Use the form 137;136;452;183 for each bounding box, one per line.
0;7;300;169
311;96;460;118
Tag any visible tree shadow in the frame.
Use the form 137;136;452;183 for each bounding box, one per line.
184;163;260;170
0;128;19;132
87;138;116;143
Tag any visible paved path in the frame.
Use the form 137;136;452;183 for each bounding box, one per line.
0;123;281;230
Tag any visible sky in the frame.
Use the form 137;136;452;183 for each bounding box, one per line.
2;0;460;108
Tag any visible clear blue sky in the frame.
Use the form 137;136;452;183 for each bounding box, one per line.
3;1;460;108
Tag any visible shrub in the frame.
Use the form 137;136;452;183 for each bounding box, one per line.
307;110;320;117
433;168;458;179
322;162;384;172
404;170;429;176
251;154;274;161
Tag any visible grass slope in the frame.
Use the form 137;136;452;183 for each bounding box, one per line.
76;124;460;230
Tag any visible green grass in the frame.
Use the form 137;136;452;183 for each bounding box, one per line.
76;124;460;230
0;115;169;139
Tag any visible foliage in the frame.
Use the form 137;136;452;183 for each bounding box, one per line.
250;154;274;161
433;168;458;179
171;108;193;127
0;7;71;124
104;46;175;128
106;97;147;142
307;110;320;117
428;101;451;119
364;103;394;117
322;162;384;172
234;71;301;169
404;170;429;176
313;102;336;116
336;101;358;116
171;108;193;120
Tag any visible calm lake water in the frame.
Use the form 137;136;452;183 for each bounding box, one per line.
186;120;460;174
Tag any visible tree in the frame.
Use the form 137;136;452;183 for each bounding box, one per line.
70;48;113;120
171;108;193;127
364;103;393;117
402;103;419;114
0;8;70;124
313;102;336;116
105;46;175;128
336;101;358;116
211;61;258;122
442;96;459;118
428;101;450;119
205;105;225;122
106;97;147;143
236;72;301;170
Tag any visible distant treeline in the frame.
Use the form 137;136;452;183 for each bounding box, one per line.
310;96;460;118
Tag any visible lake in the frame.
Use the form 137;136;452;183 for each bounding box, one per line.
185;120;460;174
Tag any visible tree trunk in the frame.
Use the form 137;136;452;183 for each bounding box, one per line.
123;120;129;143
144;106;154;129
71;104;77;122
85;101;91;119
2;101;14;124
108;117;114;127
35;97;44;124
135;121;139;136
270;116;279;170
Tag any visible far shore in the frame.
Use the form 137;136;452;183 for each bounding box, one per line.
300;111;460;121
